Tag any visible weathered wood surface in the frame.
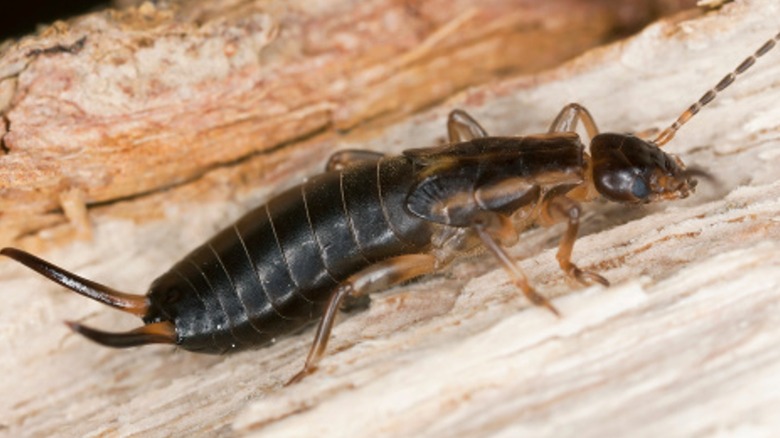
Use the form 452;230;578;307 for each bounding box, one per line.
1;0;779;436
0;0;685;251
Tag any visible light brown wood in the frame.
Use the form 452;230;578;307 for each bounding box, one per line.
2;0;779;436
0;0;685;252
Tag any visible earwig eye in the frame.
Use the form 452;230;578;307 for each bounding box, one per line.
631;177;650;200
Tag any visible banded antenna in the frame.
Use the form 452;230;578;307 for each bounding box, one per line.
654;31;780;147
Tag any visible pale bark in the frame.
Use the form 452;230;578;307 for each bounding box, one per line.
2;0;779;437
0;0;681;251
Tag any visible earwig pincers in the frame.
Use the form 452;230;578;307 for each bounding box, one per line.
3;32;778;384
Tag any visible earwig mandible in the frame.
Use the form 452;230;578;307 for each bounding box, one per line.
3;32;778;384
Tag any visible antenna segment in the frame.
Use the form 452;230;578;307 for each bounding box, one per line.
654;31;780;146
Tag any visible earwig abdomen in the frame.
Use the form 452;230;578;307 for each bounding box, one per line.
146;156;434;354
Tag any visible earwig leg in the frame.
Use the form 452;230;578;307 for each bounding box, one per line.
548;103;600;140
326;150;385;171
471;213;560;317
66;320;176;348
0;247;149;316
287;254;437;385
447;109;488;142
541;196;609;287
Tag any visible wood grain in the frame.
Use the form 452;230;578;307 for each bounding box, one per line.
1;0;778;436
0;0;684;251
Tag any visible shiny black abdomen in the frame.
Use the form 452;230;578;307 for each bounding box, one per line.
146;156;433;354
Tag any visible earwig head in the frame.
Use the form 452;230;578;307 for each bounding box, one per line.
590;133;701;203
588;34;780;203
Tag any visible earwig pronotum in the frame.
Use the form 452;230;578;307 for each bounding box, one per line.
3;32;778;384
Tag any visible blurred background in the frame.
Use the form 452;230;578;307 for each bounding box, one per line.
0;0;106;39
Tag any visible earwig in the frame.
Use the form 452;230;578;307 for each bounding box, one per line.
3;32;778;384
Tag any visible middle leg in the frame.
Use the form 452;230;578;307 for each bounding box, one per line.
447;109;488;142
548;103;600;140
469;212;560;316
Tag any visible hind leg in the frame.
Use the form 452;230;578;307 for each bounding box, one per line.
325;108;489;172
287;254;437;384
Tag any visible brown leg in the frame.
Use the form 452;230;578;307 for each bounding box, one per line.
548;104;668;170
548;103;599;140
471;213;560;317
287;254;437;385
326;150;385;171
447;109;488;143
541;196;609;287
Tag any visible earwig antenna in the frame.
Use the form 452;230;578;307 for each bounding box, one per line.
654;31;780;147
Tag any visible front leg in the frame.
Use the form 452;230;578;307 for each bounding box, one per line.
540;194;609;287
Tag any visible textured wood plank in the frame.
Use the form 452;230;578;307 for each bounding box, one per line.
1;0;778;437
0;0;683;250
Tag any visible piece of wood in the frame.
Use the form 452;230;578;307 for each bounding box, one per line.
2;0;779;436
0;0;689;251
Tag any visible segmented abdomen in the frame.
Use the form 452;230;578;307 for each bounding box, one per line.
152;156;433;353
